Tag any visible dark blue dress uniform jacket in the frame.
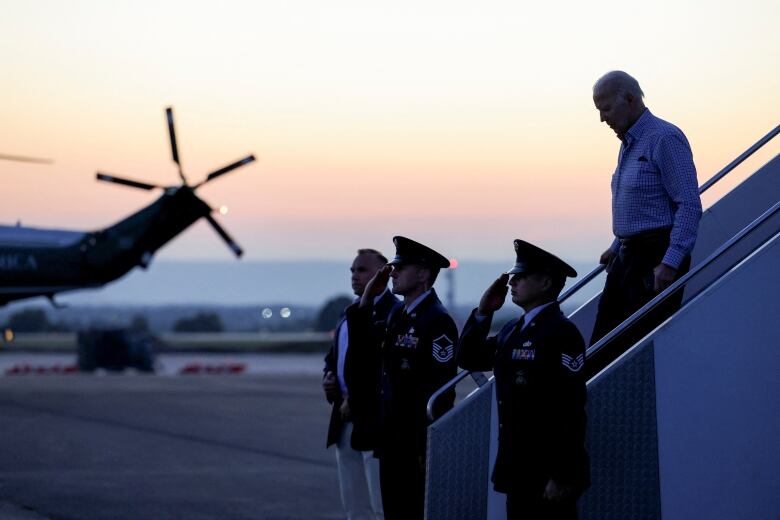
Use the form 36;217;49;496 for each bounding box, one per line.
324;289;400;451
458;303;590;494
347;289;459;458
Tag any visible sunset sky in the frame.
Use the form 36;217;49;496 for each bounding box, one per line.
2;0;778;265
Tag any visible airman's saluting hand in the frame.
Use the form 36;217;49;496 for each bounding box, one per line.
477;273;510;315
360;264;392;307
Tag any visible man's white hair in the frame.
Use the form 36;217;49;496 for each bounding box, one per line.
594;70;645;99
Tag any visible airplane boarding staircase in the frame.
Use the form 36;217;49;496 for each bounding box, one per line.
423;125;780;520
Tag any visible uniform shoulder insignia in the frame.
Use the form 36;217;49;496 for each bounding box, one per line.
561;352;585;372
432;334;454;363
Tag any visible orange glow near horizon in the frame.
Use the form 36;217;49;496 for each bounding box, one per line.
1;1;778;263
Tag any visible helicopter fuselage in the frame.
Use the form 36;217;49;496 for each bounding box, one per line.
0;187;211;305
0;106;253;306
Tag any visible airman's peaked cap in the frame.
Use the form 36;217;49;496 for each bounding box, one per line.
507;239;577;278
389;236;450;269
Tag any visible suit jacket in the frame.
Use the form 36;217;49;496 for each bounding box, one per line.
458;302;590;494
324;289;400;450
348;288;459;458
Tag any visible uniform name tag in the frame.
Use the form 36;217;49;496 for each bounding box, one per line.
512;348;535;361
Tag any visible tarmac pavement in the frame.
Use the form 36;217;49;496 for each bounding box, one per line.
0;368;343;520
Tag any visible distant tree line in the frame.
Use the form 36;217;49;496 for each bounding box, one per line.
2;308;71;333
172;312;224;333
314;295;352;332
1;295;364;334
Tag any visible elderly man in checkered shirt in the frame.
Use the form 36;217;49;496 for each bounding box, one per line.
589;71;702;369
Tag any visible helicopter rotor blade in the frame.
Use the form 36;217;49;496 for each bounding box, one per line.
0;153;54;164
205;213;243;258
166;107;188;185
195;155;256;188
96;173;160;191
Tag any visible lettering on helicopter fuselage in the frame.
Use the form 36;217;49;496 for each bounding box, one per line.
0;254;38;271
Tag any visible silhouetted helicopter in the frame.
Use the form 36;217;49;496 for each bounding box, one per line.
0;107;255;306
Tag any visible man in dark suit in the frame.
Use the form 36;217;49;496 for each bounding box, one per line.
349;236;458;520
458;240;590;520
323;248;400;520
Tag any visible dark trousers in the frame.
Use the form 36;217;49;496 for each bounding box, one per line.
588;228;690;378
379;451;425;520
506;491;577;520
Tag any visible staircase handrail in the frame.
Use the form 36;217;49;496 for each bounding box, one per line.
428;197;779;421
586;198;780;362
427;124;780;421
560;123;779;305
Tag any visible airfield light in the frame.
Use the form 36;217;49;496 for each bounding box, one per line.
280;307;291;318
219;205;229;215
4;328;13;343
261;308;273;319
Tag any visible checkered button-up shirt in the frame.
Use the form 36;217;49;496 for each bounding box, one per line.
609;109;702;269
